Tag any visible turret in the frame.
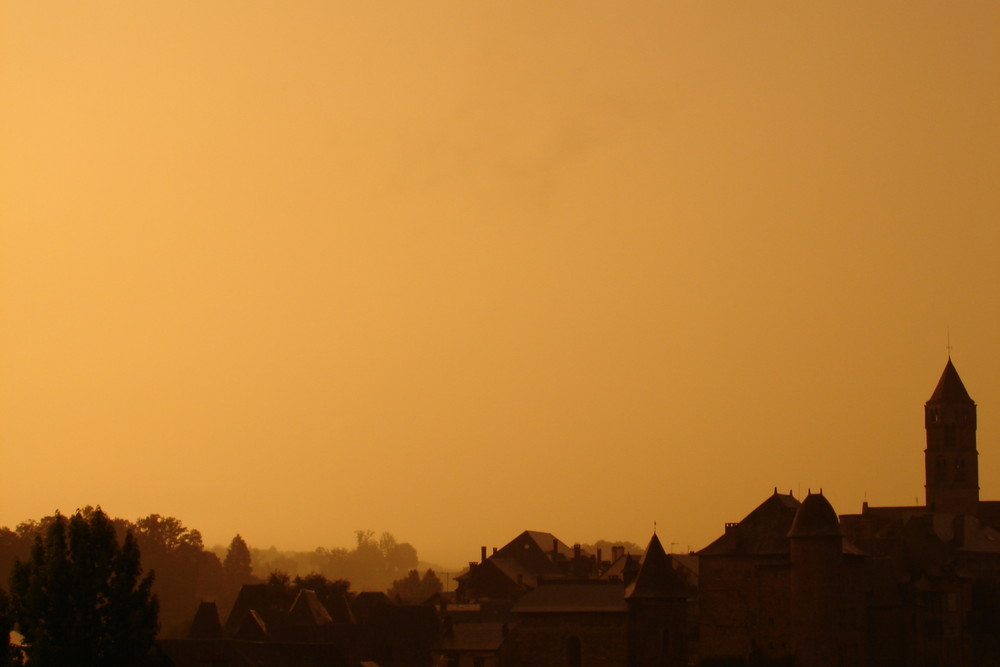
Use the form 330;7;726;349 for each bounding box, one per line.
788;491;844;667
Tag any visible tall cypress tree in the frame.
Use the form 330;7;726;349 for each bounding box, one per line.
8;508;160;667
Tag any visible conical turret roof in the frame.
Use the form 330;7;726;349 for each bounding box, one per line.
928;358;974;404
625;533;687;599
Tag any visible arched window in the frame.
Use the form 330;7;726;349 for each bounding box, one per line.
567;636;581;667
955;457;966;481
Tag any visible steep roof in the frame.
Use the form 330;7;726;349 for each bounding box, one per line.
788;492;842;538
224;584;282;637
599;552;640;581
626;533;687;599
522;531;577;559
699;490;801;556
489;530;577;577
187;601;223;640
234;610;269;641
287;589;334;627
489;557;538;589
928;358;974;404
326;594;356;625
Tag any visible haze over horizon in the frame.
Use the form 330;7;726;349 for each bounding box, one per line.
2;1;999;569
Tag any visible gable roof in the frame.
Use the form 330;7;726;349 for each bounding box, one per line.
287;589;334;627
492;530;576;567
234;610;270;641
488;557;538;589
523;531;578;558
700;490;801;556
224;584;287;637
928;358;974;404
599;552;640;581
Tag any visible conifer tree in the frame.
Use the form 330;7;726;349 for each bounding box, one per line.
8;508;159;666
223;534;253;586
0;588;22;666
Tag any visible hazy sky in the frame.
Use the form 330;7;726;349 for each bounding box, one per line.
2;1;999;569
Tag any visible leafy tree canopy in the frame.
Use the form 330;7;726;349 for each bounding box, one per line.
388;568;443;603
583;539;646;558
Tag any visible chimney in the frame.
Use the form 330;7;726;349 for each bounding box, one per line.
480;546;487;563
573;543;581;561
493;547;498;555
552;538;559;555
597;547;603;564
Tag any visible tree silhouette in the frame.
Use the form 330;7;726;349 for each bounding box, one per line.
8;508;159;666
388;568;443;603
133;514;222;637
0;588;22;666
223;534;254;589
294;572;352;611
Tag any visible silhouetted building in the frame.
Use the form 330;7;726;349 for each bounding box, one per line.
627;534;693;667
698;358;1000;667
162;357;1000;667
454;531;590;602
451;530;693;667
505;580;629;667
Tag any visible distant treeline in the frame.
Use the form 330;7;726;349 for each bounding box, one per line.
0;511;426;638
580;539;645;557
226;529;423;591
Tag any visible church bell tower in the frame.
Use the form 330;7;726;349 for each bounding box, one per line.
925;358;979;515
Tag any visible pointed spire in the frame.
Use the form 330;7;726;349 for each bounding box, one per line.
928;358;974;404
626;533;686;599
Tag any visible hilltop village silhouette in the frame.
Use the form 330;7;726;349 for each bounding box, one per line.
161;358;1000;667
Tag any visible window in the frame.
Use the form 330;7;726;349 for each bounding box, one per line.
567;636;582;667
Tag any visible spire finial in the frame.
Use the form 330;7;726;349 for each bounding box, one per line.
653;521;657;535
947;327;953;358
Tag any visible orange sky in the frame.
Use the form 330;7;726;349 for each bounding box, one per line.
2;1;999;569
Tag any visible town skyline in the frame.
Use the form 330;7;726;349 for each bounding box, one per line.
2;1;999;568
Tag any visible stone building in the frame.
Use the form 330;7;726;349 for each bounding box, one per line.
698;358;1000;666
450;531;694;667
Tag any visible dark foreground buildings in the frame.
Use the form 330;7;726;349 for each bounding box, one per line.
162;358;1000;667
699;357;1000;667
